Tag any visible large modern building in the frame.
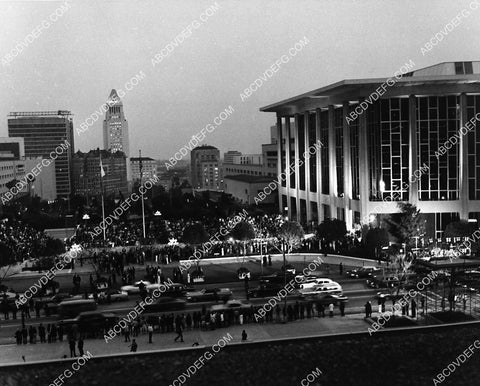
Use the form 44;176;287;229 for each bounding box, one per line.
73;149;128;198
261;61;480;238
0;137;56;202
190;145;222;190
7;111;74;198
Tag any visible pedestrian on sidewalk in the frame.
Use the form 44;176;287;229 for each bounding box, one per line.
174;324;184;342
339;262;343;275
148;324;153;343
339;302;345;317
78;337;84;356
69;339;76;357
365;301;372;318
329;303;334;317
241;330;247;341
129;339;138;352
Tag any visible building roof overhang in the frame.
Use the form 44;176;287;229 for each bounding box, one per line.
260;74;480;115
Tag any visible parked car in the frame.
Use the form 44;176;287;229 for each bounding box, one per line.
144;297;187;313
186;288;232;302
59;311;118;334
210;299;253;312
346;266;381;278
299;282;343;298
89;289;129;304
120;280;151;294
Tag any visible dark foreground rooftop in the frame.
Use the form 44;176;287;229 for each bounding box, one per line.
1;322;480;386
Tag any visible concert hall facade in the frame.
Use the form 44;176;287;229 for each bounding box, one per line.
261;62;480;238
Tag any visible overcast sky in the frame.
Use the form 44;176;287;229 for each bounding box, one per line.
1;0;479;159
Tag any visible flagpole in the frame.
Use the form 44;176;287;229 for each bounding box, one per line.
140;149;146;240
100;151;106;242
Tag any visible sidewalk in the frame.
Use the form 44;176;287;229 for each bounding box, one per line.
0;314;370;365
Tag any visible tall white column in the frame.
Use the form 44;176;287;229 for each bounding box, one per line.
304;111;312;223
328;106;337;219
343;102;352;229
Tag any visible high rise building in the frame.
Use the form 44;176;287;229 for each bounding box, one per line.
190;145;221;190
103;89;130;156
73;149;128;198
261;61;480;238
7;111;74;198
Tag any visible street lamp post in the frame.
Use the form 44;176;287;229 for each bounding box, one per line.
139;150;146;240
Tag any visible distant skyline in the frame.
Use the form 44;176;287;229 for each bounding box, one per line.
1;0;479;158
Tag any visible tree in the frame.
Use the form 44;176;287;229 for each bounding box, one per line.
181;223;210;246
385;203;425;252
278;221;305;254
231;221;255;256
316;218;347;250
277;221;304;322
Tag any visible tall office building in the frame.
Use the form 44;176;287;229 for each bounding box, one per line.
191;145;221;190
103;89;130;156
261;61;480;238
7;111;74;198
103;89;130;181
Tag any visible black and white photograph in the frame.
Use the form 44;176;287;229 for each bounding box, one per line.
1;0;480;385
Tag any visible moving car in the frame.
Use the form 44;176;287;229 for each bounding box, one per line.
120;280;151;295
144;297;187;313
298;278;335;290
186;288;232;302
299;282;343;298
210;299;253;312
281;264;296;275
315;294;349;306
58;299;98;318
89;289;129;304
248;285;299;298
146;282;190;298
237;267;251;280
346;266;381;278
259;272;295;286
366;275;399;289
59;311;118;334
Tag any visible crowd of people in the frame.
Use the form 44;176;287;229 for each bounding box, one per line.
0;218;58;263
70;214;289;252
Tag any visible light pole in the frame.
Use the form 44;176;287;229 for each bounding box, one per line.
139;150;146;240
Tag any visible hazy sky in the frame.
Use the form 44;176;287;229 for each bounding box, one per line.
1;0;479;159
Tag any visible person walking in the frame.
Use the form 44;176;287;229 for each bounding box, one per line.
329;303;334;317
78;337;84;356
339;302;345;317
339;262;343;275
69;338;76;357
241;330;247;341
174;323;184;342
124;325;131;342
365;301;372;318
148;324;153;343
129;339;138;352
